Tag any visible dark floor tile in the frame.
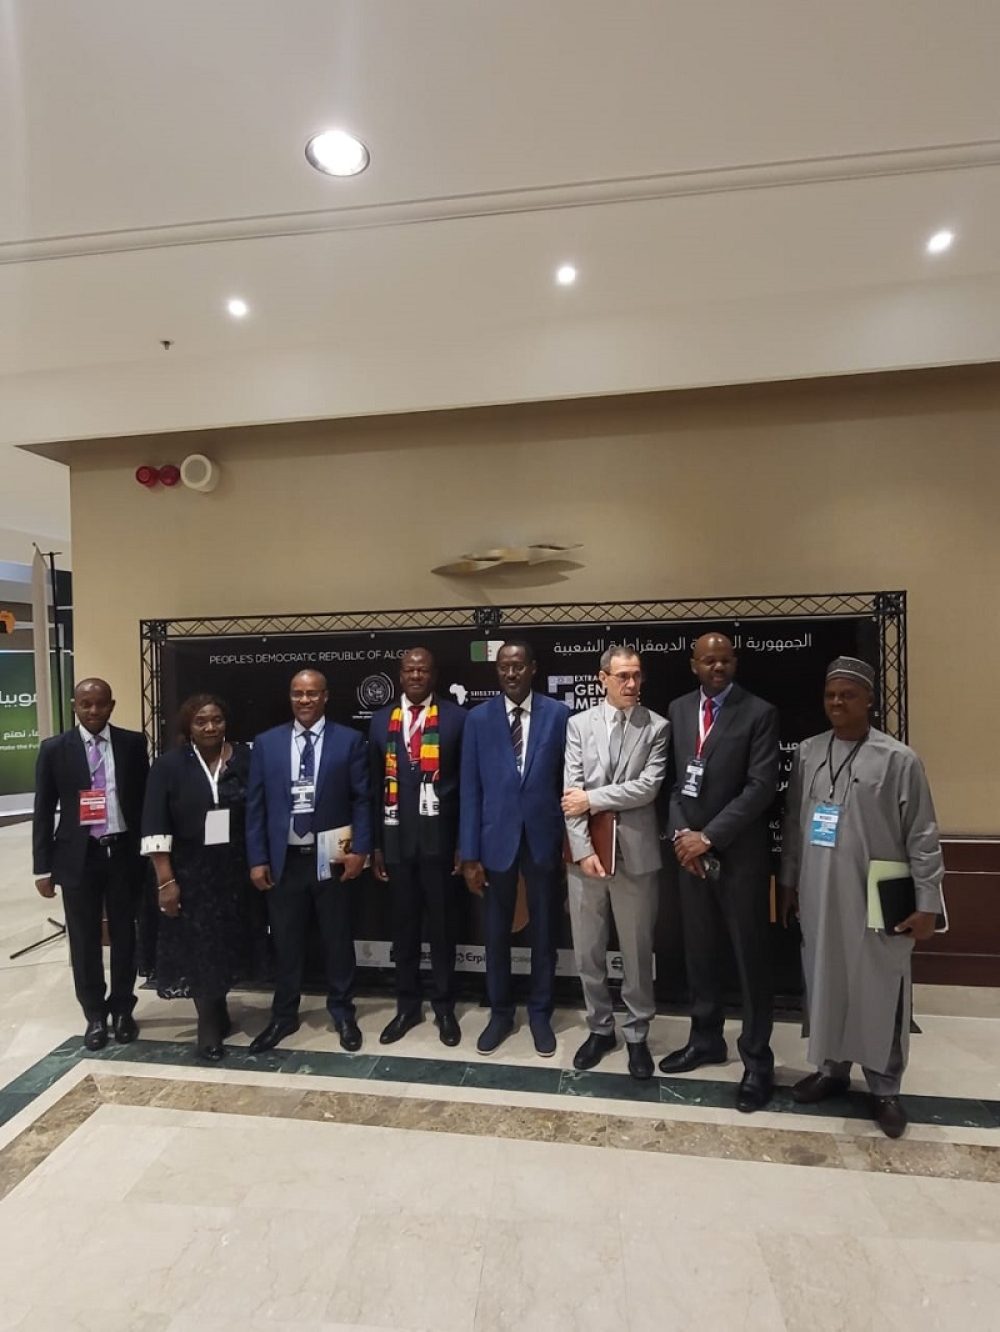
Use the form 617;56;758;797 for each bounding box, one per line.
560;1068;662;1103
462;1061;563;1094
370;1055;468;1087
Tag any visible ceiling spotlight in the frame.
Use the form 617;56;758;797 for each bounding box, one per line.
305;129;370;177
556;264;577;286
227;298;248;318
925;230;955;255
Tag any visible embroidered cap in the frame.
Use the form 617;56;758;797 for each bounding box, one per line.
825;656;876;689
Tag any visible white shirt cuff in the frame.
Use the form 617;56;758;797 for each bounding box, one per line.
141;835;173;854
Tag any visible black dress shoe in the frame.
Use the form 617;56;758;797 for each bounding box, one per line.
872;1095;908;1139
435;1011;462;1047
197;1042;226;1062
336;1017;363;1052
657;1041;728;1075
248;1019;300;1054
379;1009;423;1045
736;1070;774;1113
791;1071;850;1104
627;1040;654;1081
113;1013;139;1044
83;1017;108;1051
573;1031;617;1071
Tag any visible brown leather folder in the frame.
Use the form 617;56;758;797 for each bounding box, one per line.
563;810;617;875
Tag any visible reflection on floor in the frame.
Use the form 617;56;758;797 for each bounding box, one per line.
2;820;998;1330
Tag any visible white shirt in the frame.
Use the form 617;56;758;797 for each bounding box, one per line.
504;692;532;768
401;695;431;749
288;717;326;846
78;723;124;833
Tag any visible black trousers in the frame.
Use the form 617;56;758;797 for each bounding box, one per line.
62;839;142;1022
678;862;774;1074
484;839;561;1023
266;848;356;1024
389;857;458;1017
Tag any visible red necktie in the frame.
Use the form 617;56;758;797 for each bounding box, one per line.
408;706;423;762
697;697;715;757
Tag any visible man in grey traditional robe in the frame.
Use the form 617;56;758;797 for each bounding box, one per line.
779;656;944;1138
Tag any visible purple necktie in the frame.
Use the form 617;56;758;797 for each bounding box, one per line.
88;737;109;838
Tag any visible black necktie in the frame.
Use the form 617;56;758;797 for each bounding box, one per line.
510;705;524;771
293;729;315;836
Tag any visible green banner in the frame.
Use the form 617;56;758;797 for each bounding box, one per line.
0;651;73;798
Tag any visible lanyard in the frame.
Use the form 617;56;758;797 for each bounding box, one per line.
696;698;717;758
818;732;867;801
193;744;226;807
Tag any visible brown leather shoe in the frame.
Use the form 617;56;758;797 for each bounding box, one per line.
872;1095;908;1139
791;1071;851;1104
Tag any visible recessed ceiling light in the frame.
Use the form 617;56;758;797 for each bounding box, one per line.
556;264;577;286
305;129;370;177
926;230;955;255
227;298;248;318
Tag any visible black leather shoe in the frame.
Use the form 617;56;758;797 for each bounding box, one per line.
791;1071;851;1104
113;1013;139;1044
872;1095;908;1139
379;1009;423;1045
83;1017;108;1051
657;1041;727;1075
248;1019;300;1054
737;1070;774;1113
627;1040;654;1081
477;1014;515;1055
436;1011;462;1047
573;1031;617;1071
197;1042;226;1062
336;1016;363;1052
530;1019;557;1058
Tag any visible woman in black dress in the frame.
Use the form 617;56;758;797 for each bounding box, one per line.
141;694;258;1059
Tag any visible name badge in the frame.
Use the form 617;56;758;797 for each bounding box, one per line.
79;790;107;825
204;808;231;845
419;783;440;818
681;758;704;798
291;779;315;814
810;803;841;847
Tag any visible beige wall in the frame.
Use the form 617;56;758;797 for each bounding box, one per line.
64;368;1000;832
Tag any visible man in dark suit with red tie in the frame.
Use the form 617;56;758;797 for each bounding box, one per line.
661;633;780;1112
459;640;569;1057
369;647;467;1047
32;678;150;1050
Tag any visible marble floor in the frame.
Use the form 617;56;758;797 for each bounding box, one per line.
1;819;998;1331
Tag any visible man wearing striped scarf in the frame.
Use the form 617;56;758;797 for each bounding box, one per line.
369;648;468;1046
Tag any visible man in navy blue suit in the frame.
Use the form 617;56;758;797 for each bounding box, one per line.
459;640;569;1057
369;647;467;1047
246;668;372;1053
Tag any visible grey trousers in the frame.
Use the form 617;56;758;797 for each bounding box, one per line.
567;865;658;1044
823;992;905;1097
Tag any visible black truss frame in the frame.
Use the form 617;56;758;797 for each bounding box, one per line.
141;590;907;754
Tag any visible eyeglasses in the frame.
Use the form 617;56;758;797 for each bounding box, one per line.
290;690;325;701
605;672;643;684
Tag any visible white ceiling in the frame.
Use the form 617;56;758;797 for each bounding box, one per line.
2;0;1000;540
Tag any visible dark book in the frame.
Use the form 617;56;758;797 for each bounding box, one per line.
563;810;617;875
877;876;947;934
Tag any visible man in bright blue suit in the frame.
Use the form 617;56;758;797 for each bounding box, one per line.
246;669;372;1054
459;641;569;1057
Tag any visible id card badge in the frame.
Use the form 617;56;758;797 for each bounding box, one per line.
810;803;841;847
79;789;108;825
290;779;315;815
419;782;440;818
681;758;705;798
204;808;231;846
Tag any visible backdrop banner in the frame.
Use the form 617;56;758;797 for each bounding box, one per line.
158;609;882;1002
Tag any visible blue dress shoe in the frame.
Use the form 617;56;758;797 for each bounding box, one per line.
476;1014;514;1055
530;1019;556;1058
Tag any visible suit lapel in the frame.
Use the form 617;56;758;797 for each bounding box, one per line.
593;706;612;781
68;728;90;788
315;722;337;804
519;694;544;783
616;706;646;777
699;686;742;764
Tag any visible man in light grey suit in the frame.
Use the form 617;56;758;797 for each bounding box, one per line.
562;647;669;1080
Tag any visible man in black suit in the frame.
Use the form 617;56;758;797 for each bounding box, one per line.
32;678;150;1050
369;647;467;1047
661;633;780;1112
